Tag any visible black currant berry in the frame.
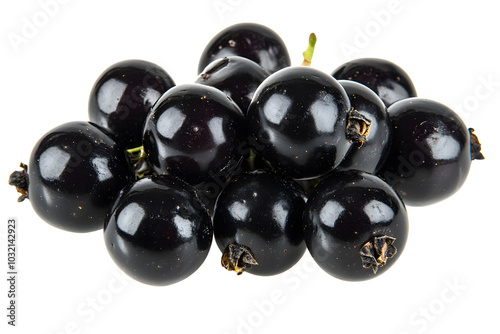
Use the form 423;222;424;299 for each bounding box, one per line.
379;98;484;206
246;66;354;180
10;122;134;232
142;83;245;185
104;175;213;286
303;170;409;281
213;170;306;276
89;59;175;149
336;80;392;174
198;23;291;74
196;56;269;114
333;58;417;107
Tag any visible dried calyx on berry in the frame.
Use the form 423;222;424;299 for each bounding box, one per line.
221;243;258;275
346;109;372;147
469;128;485;160
359;235;397;274
9;163;29;202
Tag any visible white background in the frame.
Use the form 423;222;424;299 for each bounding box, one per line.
1;0;499;333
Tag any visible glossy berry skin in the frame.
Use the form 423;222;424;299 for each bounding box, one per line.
379;98;474;206
89;59;175;148
28;121;134;232
336;80;391;173
333;58;417;107
143;84;245;185
104;175;213;286
303;170;409;281
196;56;269;114
198;23;291;75
213;170;306;276
247;66;352;180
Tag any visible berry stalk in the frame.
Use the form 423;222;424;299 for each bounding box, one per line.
301;33;317;66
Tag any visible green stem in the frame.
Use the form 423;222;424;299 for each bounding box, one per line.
125;146;152;179
126;146;144;155
301;33;317;66
248;149;256;171
126;146;145;165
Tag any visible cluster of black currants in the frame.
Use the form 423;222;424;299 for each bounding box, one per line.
9;23;484;286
